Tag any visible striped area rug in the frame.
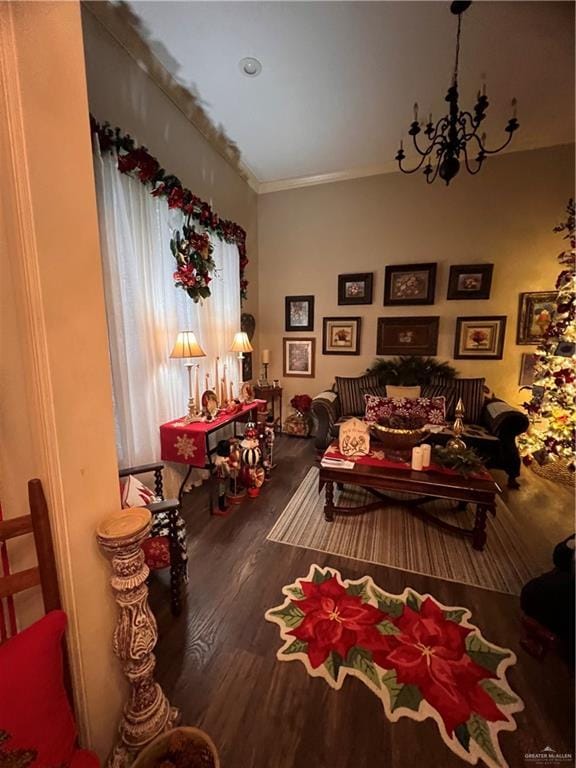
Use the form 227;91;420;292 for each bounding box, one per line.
267;467;539;595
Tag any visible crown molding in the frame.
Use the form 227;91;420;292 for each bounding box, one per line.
83;0;260;194
258;159;401;194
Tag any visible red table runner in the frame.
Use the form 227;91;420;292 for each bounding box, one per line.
323;442;492;481
160;400;265;467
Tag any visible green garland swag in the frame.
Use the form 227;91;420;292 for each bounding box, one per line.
90;115;248;304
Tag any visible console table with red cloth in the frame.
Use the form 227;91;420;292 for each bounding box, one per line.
160;401;265;503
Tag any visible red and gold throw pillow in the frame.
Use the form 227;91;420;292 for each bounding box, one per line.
120;475;156;508
364;395;446;425
0;611;77;766
141;536;171;570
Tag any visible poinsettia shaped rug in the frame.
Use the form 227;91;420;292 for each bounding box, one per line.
264;565;524;768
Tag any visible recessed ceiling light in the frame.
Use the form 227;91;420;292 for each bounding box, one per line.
239;57;262;77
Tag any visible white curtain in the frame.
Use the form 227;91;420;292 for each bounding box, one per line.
93;143;241;469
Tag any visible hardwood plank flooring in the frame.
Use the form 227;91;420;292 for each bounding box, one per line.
150;437;574;768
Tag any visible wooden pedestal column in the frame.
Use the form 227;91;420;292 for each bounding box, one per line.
96;509;180;767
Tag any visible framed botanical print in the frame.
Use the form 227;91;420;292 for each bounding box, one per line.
517;292;557;345
519;353;539;387
454;316;507;360
283;338;316;378
447;264;493;300
338;273;373;305
322;317;362;355
285;295;314;331
384;263;436;306
376;317;439;355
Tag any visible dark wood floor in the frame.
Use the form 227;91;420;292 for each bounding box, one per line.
150;437;574;768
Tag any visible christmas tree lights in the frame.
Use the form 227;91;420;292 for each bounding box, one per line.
518;199;576;471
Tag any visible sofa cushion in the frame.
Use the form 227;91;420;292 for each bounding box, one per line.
0;610;77;766
335;374;380;416
120;475;156;508
364;394;446;425
385;385;421;399
425;377;486;424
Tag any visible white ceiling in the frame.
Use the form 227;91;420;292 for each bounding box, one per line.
128;1;575;187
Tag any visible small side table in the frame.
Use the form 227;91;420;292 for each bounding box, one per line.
254;385;283;433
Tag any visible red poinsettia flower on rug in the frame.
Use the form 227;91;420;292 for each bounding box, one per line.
370;597;504;735
288;576;386;668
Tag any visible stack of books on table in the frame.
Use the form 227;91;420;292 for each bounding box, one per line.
320;456;355;470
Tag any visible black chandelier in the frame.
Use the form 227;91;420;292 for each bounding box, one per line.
395;1;519;185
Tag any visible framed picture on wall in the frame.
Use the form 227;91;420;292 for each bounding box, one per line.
384;263;436;306
376;317;439;355
447;264;494;300
285;295;314;331
519;353;539;387
338;273;373;305
454;316;507;360
322;317;361;355
283;338;316;377
242;352;253;381
516;292;557;345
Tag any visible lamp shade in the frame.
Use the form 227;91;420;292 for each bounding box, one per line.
230;331;253;354
170;331;206;359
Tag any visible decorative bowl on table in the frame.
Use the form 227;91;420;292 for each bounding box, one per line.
369;416;429;461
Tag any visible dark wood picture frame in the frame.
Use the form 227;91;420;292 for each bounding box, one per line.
285;295;315;332
447;264;494;300
322;317;362;355
283;337;316;378
516;292;557;345
454;316;507;360
337;273;373;305
242;352;253;381
519;353;538;388
376;316;439;356
384;263;437;306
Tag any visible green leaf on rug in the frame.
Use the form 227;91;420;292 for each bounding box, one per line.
376;619;401;636
467;713;501;766
406;591;422;612
325;651;343;683
372;589;404;617
345;647;381;689
346;580;369;599
454;723;471;752
480;680;518;705
312;567;332;584
466;634;510;674
444;608;468;623
268;602;305;628
381;670;422;712
286;585;305;600
283;638;308;655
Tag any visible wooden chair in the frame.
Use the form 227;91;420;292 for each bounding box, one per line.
118;463;187;616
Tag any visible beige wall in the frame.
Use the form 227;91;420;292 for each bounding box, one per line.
0;0;124;757
258;143;575;418
81;5;259;327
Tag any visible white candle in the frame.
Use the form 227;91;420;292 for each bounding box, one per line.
411;446;423;471
205;372;210;392
214;357;220;403
194;365;200;414
262;349;270;364
420;444;431;468
230;381;234;401
223;364;228;403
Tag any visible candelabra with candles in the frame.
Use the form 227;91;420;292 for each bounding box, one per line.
170;331;206;422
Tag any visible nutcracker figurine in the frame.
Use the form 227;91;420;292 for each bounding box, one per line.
213;440;231;514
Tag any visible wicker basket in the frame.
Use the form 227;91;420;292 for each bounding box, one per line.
132;727;220;768
369;423;428;461
529;458;575;488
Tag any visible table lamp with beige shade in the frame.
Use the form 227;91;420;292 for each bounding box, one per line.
170;330;206;422
230;331;253;387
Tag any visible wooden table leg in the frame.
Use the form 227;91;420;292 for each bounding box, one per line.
473;504;488;551
324;480;335;522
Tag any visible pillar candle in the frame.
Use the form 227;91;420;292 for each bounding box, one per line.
220;379;226;406
205;372;210;392
194;365;200;414
420;444;431;468
230;381;234;401
214;357;220;403
223;364;228;403
411;446;423;471
262;349;270;364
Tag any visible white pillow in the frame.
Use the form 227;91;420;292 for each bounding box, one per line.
385;385;422;400
120;475;156;508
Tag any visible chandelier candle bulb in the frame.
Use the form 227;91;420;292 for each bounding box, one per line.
411;446;423;471
421;444;432;468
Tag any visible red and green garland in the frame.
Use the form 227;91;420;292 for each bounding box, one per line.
90;115;248;303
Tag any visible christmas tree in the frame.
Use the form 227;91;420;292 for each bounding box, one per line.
519;199;575;471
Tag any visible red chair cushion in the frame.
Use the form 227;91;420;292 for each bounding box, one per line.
142;535;171;570
70;749;101;768
0;610;77;766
